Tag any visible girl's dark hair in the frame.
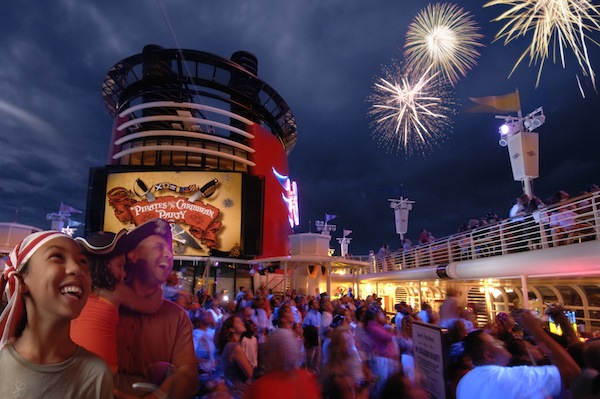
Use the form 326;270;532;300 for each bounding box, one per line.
218;316;239;353
242;320;256;339
88;254;118;291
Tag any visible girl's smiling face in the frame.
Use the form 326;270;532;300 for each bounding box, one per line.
22;236;92;322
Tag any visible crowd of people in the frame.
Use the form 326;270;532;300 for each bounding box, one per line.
170;282;600;399
175;285;431;399
2;217;600;398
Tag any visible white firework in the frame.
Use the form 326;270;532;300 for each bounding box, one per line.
367;62;455;157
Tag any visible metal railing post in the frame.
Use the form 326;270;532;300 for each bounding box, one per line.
593;194;600;241
499;221;508;255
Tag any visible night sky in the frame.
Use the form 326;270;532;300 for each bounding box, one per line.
1;1;599;255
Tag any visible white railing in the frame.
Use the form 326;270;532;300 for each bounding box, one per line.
363;190;600;274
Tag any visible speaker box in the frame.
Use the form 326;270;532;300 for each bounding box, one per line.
507;132;539;180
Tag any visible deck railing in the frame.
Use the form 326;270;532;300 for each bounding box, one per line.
363;191;600;274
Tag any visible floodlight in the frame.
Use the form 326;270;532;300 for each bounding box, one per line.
524;115;545;131
499;120;521;136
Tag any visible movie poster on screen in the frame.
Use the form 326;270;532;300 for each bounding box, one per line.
413;321;447;399
104;170;242;256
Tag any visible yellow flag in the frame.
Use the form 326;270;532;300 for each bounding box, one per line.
467;91;521;113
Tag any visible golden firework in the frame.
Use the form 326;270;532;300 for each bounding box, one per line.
404;3;484;86
485;0;600;88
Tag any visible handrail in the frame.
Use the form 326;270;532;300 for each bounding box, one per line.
114;129;255;153
117;115;255;138
102;48;298;154
361;191;600;274
118;100;255;126
112;144;256;167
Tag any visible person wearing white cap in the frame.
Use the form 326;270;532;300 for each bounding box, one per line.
0;231;113;398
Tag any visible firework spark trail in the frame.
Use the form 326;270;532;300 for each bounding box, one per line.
485;0;600;89
367;63;455;157
404;3;484;86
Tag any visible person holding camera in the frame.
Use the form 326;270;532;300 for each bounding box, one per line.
457;309;580;399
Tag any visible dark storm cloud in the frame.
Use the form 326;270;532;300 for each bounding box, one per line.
0;0;598;254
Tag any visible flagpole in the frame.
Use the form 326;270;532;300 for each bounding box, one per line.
516;88;523;119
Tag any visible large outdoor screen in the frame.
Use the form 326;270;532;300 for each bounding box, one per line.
102;170;243;256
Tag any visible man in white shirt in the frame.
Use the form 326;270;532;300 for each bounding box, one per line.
416;302;432;323
457;310;580;399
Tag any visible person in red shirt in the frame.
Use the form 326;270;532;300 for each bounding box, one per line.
71;229;163;373
244;324;321;399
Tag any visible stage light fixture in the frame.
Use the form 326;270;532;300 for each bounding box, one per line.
524;115;545;131
499;120;521;136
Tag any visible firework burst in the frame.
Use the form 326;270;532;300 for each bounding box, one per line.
485;0;600;89
367;62;455;157
404;3;484;86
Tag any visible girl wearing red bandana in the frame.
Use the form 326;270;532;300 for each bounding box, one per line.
0;231;113;398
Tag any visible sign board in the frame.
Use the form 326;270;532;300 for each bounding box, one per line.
412;321;447;399
104;170;242;256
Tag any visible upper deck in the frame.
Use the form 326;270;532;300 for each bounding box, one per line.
359;190;600;281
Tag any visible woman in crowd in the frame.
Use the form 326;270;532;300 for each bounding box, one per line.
240;319;258;372
398;315;416;382
364;302;400;396
322;324;369;399
218;315;255;398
